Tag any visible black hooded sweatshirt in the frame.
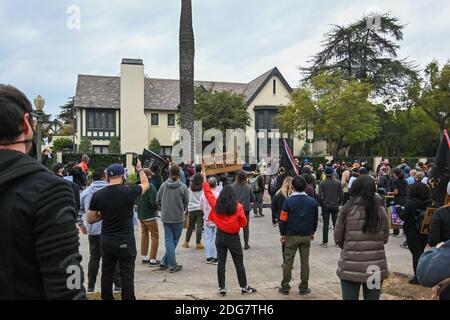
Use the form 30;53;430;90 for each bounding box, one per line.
0;150;86;300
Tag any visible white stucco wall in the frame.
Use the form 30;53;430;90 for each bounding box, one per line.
146;111;179;147
120;62;149;154
246;75;305;157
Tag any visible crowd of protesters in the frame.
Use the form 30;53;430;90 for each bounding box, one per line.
1;84;449;301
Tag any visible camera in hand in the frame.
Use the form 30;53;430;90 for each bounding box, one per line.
132;154;140;167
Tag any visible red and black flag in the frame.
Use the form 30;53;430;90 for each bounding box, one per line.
429;129;450;207
280;139;299;177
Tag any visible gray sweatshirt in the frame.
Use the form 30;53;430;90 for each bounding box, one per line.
232;182;255;212
157;178;189;223
188;190;203;212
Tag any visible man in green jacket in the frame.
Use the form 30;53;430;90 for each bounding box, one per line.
136;168;160;267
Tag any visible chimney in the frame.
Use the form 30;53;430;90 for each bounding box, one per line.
120;58;148;154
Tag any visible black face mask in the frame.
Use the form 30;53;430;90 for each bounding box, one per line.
0;119;37;158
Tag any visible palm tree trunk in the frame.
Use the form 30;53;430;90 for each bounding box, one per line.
179;0;195;162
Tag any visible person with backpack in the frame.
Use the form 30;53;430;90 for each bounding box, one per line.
232;171;255;250
201;171;257;297
398;174;433;285
250;170;265;217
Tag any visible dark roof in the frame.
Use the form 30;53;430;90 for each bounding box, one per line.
74;67;292;111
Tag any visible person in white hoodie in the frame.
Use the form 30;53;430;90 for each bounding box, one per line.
182;173;205;250
80;168;120;293
200;177;221;264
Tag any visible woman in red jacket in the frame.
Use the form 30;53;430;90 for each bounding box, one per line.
201;171;257;297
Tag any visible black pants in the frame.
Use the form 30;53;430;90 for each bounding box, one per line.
216;230;248;289
405;229;428;278
101;237;137;300
342;192;350;206
242;211;250;245
322;207;339;244
270;195;277;224
88;235;121;289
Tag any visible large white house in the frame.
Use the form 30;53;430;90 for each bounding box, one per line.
74;58;318;158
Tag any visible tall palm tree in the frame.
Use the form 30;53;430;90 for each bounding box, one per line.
179;0;195;162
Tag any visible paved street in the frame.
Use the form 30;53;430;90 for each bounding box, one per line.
78;207;422;300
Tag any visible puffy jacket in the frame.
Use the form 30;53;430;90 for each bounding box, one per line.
334;199;390;283
0;150;86;300
203;182;247;234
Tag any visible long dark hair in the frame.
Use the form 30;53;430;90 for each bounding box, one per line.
236;171;247;184
349;175;382;233
190;173;203;192
215;186;238;216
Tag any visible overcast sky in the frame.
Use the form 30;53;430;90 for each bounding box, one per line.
0;0;449;117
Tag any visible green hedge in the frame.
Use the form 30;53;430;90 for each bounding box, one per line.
62;154;126;170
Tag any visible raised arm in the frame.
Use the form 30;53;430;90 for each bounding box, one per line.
136;160;149;195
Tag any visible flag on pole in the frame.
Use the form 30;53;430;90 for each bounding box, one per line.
428;129;450;207
140;148;169;172
280;139;299;177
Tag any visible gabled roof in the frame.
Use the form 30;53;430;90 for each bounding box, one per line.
74;67;292;111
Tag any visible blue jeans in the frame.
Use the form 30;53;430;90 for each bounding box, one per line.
204;224;217;259
161;223;184;268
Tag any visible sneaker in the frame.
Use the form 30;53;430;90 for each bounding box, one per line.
148;260;161;267
196;243;205;250
87;287;95;294
113;286;122;293
181;242;190;248
159;264;169;271
212;258;219;265
244;243;250;250
219;288;227;297
321;243;328;248
206;258;213;264
142;259;150;264
299;288;311;295
169;265;183;273
241;286;257;295
278;288;289;295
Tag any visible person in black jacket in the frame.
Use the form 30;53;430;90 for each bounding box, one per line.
0;84;86;300
400;178;433;284
269;168;286;225
428;182;450;247
271;177;294;263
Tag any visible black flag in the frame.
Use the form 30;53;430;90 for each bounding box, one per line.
140;148;168;173
429;129;450;207
280;139;299;177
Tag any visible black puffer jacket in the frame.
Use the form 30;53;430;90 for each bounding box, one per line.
0;150;86;300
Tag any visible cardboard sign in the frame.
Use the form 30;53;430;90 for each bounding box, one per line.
202;152;243;176
420;207;437;235
388;206;404;229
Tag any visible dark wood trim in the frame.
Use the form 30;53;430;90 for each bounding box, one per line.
253;105;280;111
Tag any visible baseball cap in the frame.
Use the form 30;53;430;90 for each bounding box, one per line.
107;163;125;177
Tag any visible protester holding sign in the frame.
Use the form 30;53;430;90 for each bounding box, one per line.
201;171;257;297
399;175;433;284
